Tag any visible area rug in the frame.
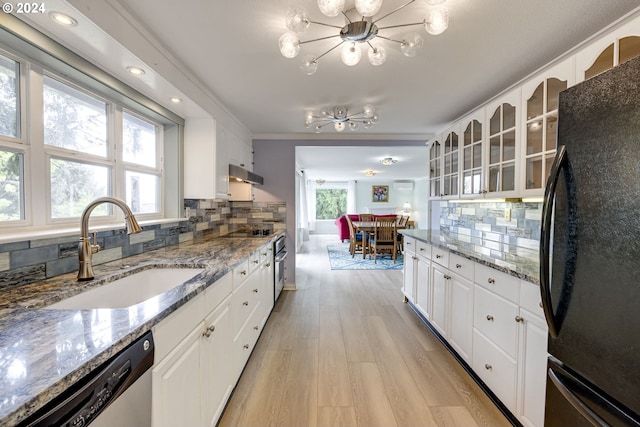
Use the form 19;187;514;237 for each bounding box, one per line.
327;244;404;270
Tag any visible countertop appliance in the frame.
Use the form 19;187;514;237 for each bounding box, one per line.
19;331;154;427
541;55;640;426
274;235;287;302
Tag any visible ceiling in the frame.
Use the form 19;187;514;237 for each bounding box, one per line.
15;0;640;181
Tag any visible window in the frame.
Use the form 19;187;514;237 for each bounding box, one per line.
0;45;168;230
0;148;23;220
315;188;347;220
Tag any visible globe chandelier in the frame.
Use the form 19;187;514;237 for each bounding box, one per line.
279;0;450;75
305;104;378;132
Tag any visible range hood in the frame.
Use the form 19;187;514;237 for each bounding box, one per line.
229;164;264;185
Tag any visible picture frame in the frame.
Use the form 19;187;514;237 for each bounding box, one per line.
372;185;389;202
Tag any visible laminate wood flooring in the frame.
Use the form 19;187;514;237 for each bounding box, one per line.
218;234;512;427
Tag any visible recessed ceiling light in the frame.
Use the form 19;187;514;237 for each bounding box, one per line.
170;97;182;103
49;11;78;27
126;66;145;76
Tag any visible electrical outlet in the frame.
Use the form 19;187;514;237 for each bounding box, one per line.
456;207;462;215
504;208;511;222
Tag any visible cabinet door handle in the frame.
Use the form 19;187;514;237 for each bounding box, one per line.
202;325;215;338
264;262;271;267
487;278;495;284
436;254;442;259
486;315;494;321
253;325;259;331
253;288;259;293
253;260;259;264
456;263;462;269
243;301;249;306
261;252;267;256
484;364;492;371
444;275;451;280
243;344;250;350
240;270;247;276
515;316;524;323
419;248;425;251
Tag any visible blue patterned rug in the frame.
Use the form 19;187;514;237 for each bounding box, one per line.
327;244;404;270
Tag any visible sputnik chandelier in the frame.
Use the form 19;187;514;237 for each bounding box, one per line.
279;0;450;75
305;104;378;132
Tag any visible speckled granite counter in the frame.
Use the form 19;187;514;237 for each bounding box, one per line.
0;232;282;426
400;229;540;284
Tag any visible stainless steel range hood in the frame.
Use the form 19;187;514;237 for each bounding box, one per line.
229;164;264;185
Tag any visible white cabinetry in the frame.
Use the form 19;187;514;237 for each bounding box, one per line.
402;237;431;318
152;241;276;427
152;273;233;427
184;117;223;200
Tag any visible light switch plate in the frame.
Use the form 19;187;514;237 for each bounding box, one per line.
504;208;511;222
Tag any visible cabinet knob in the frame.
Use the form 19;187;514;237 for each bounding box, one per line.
419;247;425;251
253;260;259;264
485;364;492;371
515;316;524;323
253;288;259;293
253;325;259;331
261;252;267;256
240;270;247;276
486;315;494;321
243;344;250;350
202;325;215;338
265;262;271;267
412;256;418;260
444;275;451;280
487;278;495;284
243;301;249;306
455;263;462;269
436;254;442;259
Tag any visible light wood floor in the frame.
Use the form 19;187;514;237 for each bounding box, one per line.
218;235;512;427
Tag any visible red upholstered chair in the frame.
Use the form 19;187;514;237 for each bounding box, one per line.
335;214;360;242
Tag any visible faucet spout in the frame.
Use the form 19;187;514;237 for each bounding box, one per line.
78;197;142;281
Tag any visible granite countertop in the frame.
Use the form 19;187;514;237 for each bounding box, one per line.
400;229;540;284
0;231;283;427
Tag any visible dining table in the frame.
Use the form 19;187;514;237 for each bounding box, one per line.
352;220;406;259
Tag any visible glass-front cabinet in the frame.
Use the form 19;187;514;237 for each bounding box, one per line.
485;88;520;196
520;59;573;196
442;127;460;197
429;137;442;198
461;110;484;197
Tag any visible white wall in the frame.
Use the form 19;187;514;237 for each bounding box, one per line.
355;180;414;214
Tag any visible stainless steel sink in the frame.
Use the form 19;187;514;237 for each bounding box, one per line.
48;267;205;310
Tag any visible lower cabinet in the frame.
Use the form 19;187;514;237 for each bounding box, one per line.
402;238;547;427
152;242;275;427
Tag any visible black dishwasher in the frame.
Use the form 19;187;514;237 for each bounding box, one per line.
19;331;154;427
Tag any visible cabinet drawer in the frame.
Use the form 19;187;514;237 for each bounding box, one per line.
474;285;519;358
248;250;261;273
473;330;517;411
416;240;431;260
153;294;205;361
232;259;250;288
519;280;545;321
233;300;263;370
475;263;519;303
403;236;416;253
449;253;474;281
231;275;261;337
431;246;449;266
259;244;273;264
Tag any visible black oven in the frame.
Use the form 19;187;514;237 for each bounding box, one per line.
273;235;287;301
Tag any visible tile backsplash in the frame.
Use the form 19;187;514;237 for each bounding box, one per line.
439;200;542;251
0;199;286;291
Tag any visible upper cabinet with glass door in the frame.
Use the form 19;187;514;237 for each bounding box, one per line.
519;58;574;196
485;88;521;197
442;125;460;198
429;136;442;198
576;16;640;83
460;109;485;198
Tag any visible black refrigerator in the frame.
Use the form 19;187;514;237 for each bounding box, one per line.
540;55;640;426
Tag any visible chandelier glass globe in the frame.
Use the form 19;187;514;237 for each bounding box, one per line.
286;7;310;33
367;45;387;66
425;8;449;35
317;0;345;17
299;54;318;75
355;0;383;17
279;32;300;58
341;42;362;66
334;122;346;132
400;32;424;57
362;104;376;118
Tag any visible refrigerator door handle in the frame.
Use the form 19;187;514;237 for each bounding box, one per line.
548;367;608;427
540;145;567;337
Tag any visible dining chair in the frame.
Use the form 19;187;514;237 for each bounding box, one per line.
346;215;364;257
359;213;374;221
396;215;409;253
369;219;397;263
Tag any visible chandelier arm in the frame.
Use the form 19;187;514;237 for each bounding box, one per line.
299;34;342;45
342;10;352;24
373;0;416;25
377;21;425;31
313;41;345;61
309;21;344;30
376;34;404;44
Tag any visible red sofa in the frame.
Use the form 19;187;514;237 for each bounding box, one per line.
334;214;398;242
